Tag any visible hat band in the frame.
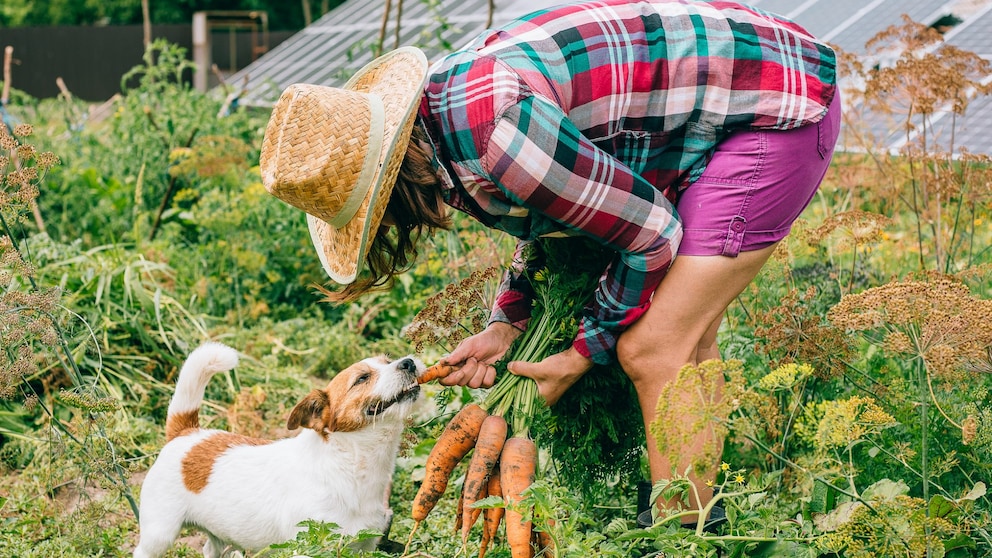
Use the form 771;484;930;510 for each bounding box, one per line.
328;94;386;229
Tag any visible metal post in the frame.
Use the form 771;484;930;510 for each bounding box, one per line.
192;11;210;92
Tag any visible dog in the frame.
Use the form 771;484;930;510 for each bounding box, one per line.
133;342;424;558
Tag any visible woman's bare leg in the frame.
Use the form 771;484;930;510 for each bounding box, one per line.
616;243;778;522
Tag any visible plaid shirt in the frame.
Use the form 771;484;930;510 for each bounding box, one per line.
418;0;837;364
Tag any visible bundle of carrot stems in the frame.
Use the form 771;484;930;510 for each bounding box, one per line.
409;238;607;558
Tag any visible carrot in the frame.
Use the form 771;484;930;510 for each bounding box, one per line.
412;403;489;523
455;487;465;534
500;436;538;558
478;471;504;558
533;518;555;555
461;413;508;542
417;362;456;384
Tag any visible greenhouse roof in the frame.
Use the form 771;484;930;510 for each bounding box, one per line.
231;0;992;156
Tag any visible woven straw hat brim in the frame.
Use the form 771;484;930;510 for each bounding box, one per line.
258;47;426;285
307;46;428;284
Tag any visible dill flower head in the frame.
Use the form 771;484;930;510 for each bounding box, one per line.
36;151;60;169
58;389;121;413
403;266;499;352
805;210;892;251
801;395;896;451
650;359;746;474
961;414;978;445
828;278;992;378
753;285;852;378
757;362;815;391
12;124;33;137
0;131;17;150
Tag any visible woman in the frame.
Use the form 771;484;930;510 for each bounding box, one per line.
261;0;840;529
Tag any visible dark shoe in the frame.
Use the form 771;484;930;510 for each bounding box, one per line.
376;509;406;553
637;505;727;533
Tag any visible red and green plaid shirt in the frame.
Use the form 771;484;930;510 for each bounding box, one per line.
418;0;837;364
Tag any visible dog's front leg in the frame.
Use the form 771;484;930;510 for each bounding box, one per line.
203;535;243;558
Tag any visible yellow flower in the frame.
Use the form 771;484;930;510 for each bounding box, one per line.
721;462;730;472
734;474;746;484
757;362;814;391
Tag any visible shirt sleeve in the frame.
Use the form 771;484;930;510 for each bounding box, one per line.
489;239;538;331
481;93;682;364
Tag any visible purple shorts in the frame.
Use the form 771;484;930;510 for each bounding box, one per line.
676;92;842;256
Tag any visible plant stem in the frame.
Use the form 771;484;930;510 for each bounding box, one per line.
916;357;932;558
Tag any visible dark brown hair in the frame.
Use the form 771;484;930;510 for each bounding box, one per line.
320;124;450;302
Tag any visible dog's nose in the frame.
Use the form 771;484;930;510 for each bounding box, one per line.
398;358;417;377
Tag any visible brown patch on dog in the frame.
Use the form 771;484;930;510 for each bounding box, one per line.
286;361;382;437
165;410;200;442
287;389;334;437
181;432;272;493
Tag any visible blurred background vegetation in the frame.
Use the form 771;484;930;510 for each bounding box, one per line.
0;0;339;31
1;16;991;558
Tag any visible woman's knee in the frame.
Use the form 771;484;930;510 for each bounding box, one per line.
616;331;692;384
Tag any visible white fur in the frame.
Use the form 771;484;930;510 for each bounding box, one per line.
133;344;423;558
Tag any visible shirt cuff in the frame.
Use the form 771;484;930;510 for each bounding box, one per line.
572;301;652;365
489;289;531;332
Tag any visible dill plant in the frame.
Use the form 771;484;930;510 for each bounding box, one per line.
838;17;992;275
1;122;142;526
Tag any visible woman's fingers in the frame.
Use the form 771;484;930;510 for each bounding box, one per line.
439;357;497;388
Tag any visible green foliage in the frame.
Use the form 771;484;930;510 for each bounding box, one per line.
2;21;992;558
269;521;392;557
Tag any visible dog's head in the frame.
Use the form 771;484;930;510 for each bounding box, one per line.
287;355;423;437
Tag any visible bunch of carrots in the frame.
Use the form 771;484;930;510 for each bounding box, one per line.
409;240;600;558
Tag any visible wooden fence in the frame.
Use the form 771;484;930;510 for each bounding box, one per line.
1;24;293;102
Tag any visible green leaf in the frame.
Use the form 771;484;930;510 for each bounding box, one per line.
862;478;909;501
813;501;860;532
928;494;956;519
943;533;977;553
746;540;817;558
958;482;986;502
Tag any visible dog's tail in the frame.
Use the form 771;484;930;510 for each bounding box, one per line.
164;342;239;442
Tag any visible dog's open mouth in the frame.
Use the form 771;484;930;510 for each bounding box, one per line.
366;383;420;416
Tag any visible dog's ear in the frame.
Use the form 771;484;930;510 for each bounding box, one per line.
287;389;335;435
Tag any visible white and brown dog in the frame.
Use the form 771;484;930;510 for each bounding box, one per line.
133;342;423;558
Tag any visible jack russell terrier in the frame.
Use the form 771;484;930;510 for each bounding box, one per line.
133;342;423;558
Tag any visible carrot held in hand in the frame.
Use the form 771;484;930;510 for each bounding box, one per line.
412;403;489;524
500;435;538;558
461;413;508;542
418;361;456;384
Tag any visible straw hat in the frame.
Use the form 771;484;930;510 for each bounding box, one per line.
260;47;429;284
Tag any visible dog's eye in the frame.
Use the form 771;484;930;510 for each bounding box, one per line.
354;373;371;386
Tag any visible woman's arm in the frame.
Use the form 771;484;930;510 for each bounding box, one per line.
482;94;682;365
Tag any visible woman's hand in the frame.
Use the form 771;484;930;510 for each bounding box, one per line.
508;346;593;405
440;322;522;389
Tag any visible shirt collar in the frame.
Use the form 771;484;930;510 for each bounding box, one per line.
415;117;456;193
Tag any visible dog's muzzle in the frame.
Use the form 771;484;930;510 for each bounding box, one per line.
367;359;421;416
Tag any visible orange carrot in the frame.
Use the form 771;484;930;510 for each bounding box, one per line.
533;518;555;554
417;362;456;384
461;413;508;542
478;471;504;558
412;403;489;523
455;487;465;534
500;436;538;558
